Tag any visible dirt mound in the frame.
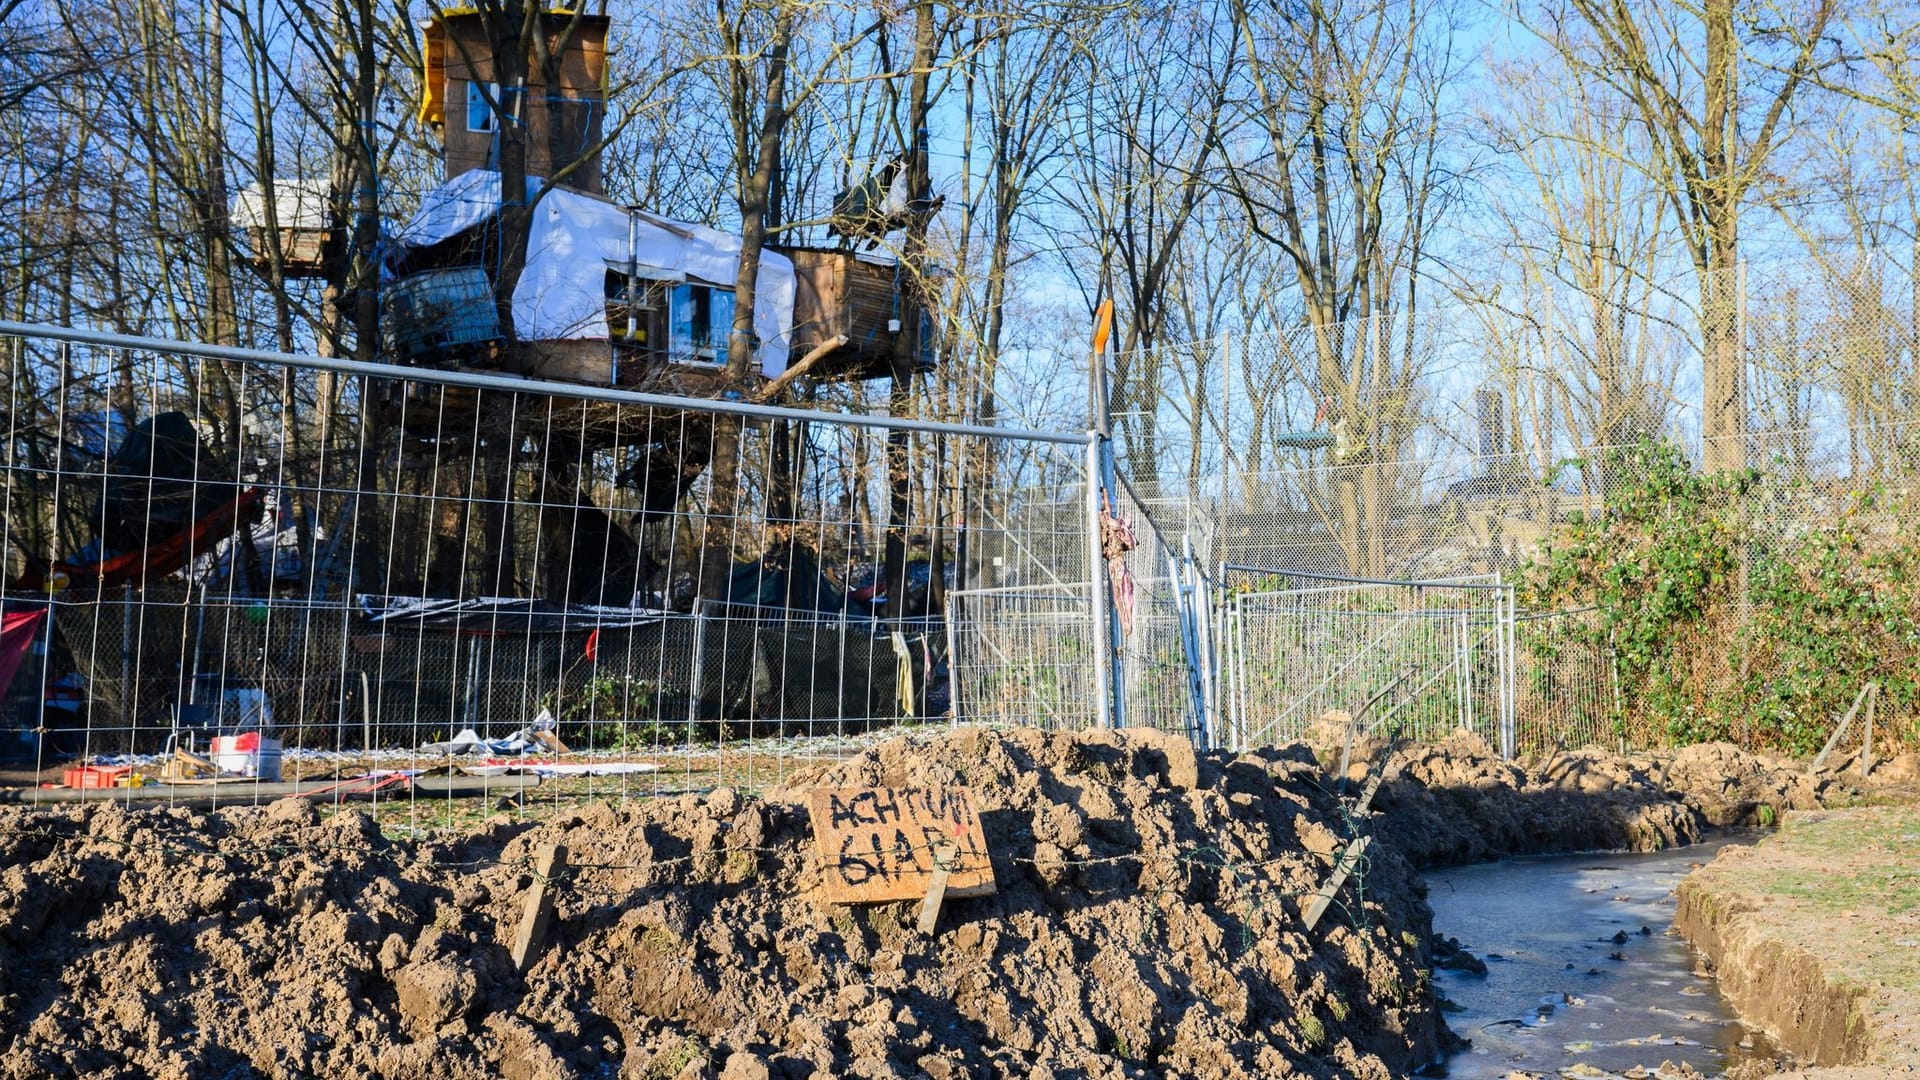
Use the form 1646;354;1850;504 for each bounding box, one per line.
0;728;1448;1080
1369;734;1703;865
1663;741;1845;826
1367;735;1862;866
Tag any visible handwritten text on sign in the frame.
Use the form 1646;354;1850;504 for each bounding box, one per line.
806;787;997;904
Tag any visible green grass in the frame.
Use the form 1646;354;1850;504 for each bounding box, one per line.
1694;806;1920;999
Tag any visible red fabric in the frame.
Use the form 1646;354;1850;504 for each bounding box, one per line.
0;610;45;704
14;489;262;593
584;629;600;661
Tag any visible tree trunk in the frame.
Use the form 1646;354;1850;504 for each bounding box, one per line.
883;0;937;623
704;4;795;600
1699;0;1744;473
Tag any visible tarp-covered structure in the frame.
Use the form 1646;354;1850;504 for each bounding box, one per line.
388;169;798;376
15;412;262;594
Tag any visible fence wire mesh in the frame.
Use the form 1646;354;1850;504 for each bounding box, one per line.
1114;260;1920;758
1107;474;1202;741
6;251;1916;801
0;324;1096;816
1217;571;1515;754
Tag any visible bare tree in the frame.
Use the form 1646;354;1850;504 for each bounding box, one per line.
1467;47;1685;468
1529;0;1840;471
1057;1;1234;482
1223;0;1465;574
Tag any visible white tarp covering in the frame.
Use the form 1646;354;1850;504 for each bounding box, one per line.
393;170;795;375
231;179;333;231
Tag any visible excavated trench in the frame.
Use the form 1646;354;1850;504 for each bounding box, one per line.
0;728;1903;1079
1424;836;1775;1078
1357;732;1920;1079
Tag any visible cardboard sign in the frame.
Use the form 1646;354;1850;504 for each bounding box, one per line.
806;787;997;904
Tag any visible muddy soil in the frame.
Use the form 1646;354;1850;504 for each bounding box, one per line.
0;725;1903;1080
0;727;1447;1080
1366;734;1874;868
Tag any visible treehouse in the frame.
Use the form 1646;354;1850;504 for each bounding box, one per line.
231;180;337;279
417;8;611;196
381;170;796;391
380;171;935;393
391;7;932;397
779;245;936;381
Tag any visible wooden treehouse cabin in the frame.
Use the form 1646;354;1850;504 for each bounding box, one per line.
780;245;936;383
231;179;338;279
417;8;611;195
380;8;933;414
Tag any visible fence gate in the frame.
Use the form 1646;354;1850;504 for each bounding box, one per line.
1217;568;1518;757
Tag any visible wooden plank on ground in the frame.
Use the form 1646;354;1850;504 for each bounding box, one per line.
511;843;567;973
917;845;957;935
1302;836;1371;933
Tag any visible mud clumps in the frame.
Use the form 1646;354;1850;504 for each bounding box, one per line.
0;728;1448;1080
1369;733;1704;866
1664;742;1836;827
1368;734;1867;867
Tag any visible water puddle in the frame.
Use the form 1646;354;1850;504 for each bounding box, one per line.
1424;834;1774;1078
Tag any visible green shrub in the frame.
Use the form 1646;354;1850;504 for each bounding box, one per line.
1523;440;1919;756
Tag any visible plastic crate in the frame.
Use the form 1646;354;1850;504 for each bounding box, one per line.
63;765;132;789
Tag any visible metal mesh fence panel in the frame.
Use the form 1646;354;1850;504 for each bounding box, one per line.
1218;571;1514;753
948;583;1096;730
0;323;1098;814
1107;474;1200;740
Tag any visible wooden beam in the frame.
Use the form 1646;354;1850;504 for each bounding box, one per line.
1302;836;1370;933
1352;766;1397;816
1811;682;1878;774
754;334;847;403
917;844;957;936
511;843;567;973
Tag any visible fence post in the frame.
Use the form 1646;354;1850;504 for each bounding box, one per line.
1499;584;1517;760
686;600;709;733
1085;434;1113;729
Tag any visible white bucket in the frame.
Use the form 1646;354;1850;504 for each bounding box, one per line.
211;733;283;782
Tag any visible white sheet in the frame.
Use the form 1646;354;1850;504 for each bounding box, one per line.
395;170;795;376
231;179;332;231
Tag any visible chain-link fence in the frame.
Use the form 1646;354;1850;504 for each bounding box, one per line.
0;322;1102;808
1110;260;1919;503
1111;260;1920;758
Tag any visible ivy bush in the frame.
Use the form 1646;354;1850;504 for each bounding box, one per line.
1521;440;1919;756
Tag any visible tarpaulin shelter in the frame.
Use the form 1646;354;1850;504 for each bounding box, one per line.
725;545;857;616
14;413;261;594
0;609;45;705
387;170;798;376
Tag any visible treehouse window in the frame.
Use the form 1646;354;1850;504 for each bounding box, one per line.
668;283;733;367
466;82;499;133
